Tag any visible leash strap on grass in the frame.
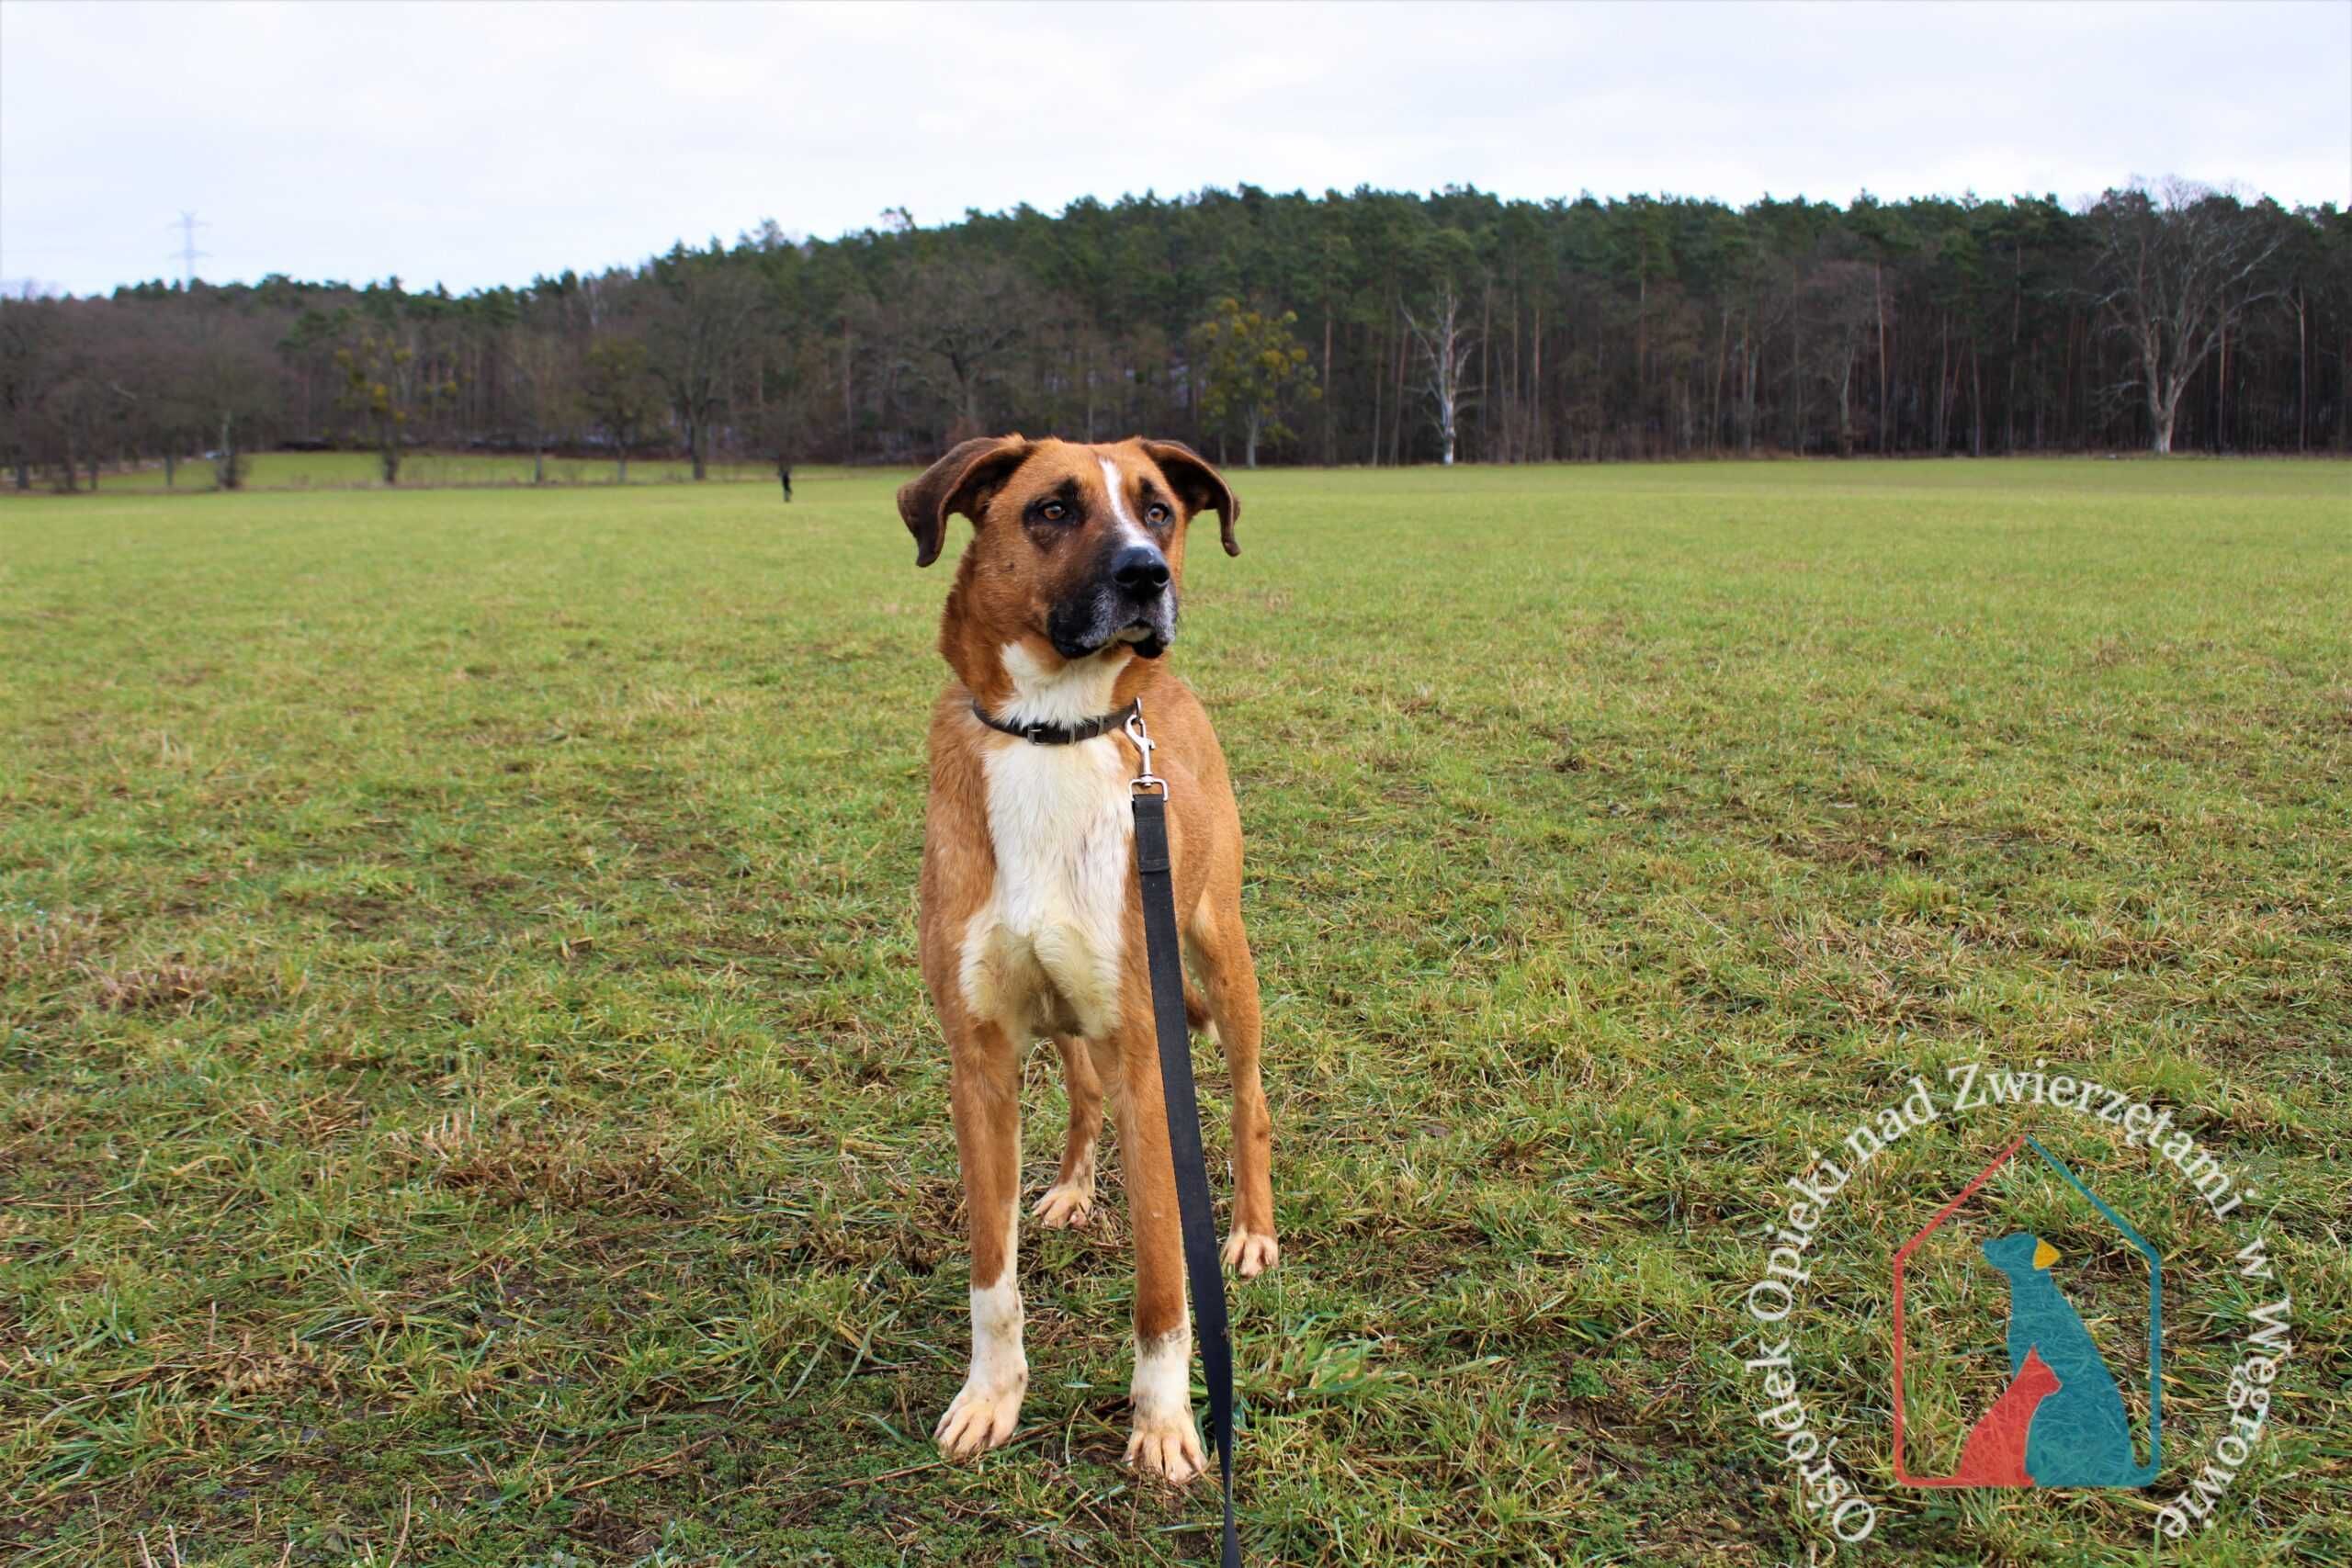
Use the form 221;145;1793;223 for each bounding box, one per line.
1132;791;1240;1568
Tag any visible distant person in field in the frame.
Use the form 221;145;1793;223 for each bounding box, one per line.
776;457;793;502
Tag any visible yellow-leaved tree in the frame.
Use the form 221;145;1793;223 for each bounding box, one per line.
1192;298;1318;468
334;328;456;485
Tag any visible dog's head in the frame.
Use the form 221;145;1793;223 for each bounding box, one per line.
898;434;1238;664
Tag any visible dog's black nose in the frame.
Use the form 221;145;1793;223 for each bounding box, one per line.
1112;546;1170;598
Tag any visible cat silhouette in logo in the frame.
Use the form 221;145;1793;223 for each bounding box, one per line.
1980;1232;2158;1486
1946;1346;2060;1486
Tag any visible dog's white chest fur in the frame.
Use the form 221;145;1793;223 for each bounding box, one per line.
959;644;1134;1039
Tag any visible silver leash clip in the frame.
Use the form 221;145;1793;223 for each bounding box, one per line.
1124;700;1169;797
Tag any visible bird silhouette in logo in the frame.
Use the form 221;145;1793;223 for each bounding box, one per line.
1968;1231;2157;1487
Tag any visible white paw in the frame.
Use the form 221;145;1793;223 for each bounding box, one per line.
934;1370;1025;1459
1222;1228;1280;1279
1125;1407;1206;1485
1031;1179;1094;1229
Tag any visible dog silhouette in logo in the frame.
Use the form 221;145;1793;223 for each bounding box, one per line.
1973;1231;2157;1487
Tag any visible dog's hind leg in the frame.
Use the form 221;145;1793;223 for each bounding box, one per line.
1182;980;1216;1041
1187;892;1278;1279
934;1015;1028;1459
1034;1034;1100;1228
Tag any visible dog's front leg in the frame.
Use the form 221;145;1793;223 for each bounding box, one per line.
1100;1023;1207;1485
935;1015;1027;1458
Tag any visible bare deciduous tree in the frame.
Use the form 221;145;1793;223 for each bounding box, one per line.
508;323;578;485
1404;285;1478;466
580;334;661;481
173;312;279;490
0;296;64;490
46;370;118;491
2086;178;2285;454
752;332;827;486
641;253;763;479
1800;260;1882;457
887;257;1040;440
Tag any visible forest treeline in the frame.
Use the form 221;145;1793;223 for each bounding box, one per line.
3;176;2346;491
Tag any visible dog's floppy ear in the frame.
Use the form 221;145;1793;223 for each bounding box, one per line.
897;435;1032;567
1141;440;1241;557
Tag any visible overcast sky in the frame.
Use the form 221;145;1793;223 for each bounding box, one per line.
3;0;2346;298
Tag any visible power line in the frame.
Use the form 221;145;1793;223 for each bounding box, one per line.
167;210;210;288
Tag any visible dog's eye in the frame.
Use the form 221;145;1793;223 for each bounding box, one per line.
1038;501;1068;523
1145;503;1170;526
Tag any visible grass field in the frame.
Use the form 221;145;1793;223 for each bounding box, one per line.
17;450;792;493
3;458;2347;1566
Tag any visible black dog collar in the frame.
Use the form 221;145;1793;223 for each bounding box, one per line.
970;697;1139;746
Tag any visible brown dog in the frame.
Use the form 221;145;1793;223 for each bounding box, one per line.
899;434;1278;1484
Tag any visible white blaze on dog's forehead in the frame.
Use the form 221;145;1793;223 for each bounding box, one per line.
1099;456;1152;546
1097;457;1138;526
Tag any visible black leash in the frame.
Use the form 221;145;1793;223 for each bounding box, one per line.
1124;702;1242;1568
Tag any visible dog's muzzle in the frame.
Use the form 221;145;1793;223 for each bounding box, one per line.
1050;545;1179;660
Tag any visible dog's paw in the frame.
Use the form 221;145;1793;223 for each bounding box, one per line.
1222;1227;1279;1279
1031;1179;1094;1229
934;1371;1026;1459
1125;1408;1206;1485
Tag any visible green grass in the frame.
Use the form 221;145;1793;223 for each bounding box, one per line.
22;449;797;493
3;458;2347;1565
